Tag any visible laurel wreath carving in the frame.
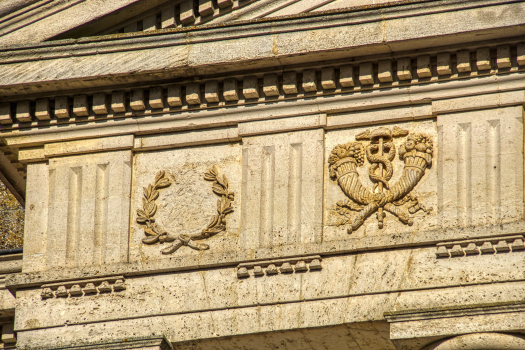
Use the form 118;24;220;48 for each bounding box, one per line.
137;166;234;254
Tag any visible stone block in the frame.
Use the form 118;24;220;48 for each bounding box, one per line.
437;106;524;229
148;87;164;109
457;50;471;72
16;100;32;122
0;102;12;124
263;74;280;96
495;240;510;252
35;99;51;120
282;72;298;94
241;129;324;248
339;65;354;87
416;55;432;78
73;95;89;117
517;43;525;66
217;0;233;8
436;53;452;75
243;76;259;98
205;80;220;103
476;47;491;70
223;78;239;101
497;45;511;68
397;58;412;80
161;7;175;29
199;0;214;17
302;69;317;92
123;22;137;33
359;62;374;85
92;93;108;115
143;15;156;31
180;0;195;24
378;60;393;82
1;323;15;343
324;119;437;239
167;85;182;107
129;143;241;260
186;83;201;105
111;91;126;113
511;238;525;250
239;114;325;136
321;67;336;89
130;89;146;111
44;135;133;158
23;151;132;271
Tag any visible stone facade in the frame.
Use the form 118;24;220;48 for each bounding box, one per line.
1;0;525;349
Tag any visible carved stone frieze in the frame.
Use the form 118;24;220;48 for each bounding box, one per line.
436;235;525;258
328;126;433;233
237;255;322;278
40;276;126;299
137;166;235;254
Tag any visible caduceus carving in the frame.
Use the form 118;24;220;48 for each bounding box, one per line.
329;126;433;233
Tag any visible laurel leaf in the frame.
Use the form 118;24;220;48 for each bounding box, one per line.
137;209;148;218
151;190;159;201
151;223;165;235
155;171;165;183
212;184;225;196
143;187;150;200
142;198;148;207
222;206;234;215
215;170;225;187
220;196;229;212
204;173;216;181
206;215;219;229
142;235;159;244
222;174;228;187
147;202;157;217
155;178;171;189
136;216;148;224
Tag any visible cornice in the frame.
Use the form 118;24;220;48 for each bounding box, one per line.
6;220;525;289
0;0;524;96
1;41;525;138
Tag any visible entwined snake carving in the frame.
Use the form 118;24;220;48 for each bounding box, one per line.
329;127;433;233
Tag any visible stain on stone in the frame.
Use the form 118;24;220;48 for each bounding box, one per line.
0;180;24;250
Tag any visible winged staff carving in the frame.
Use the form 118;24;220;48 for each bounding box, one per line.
329;126;433;233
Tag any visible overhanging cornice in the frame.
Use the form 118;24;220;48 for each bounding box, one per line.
1;0;525;97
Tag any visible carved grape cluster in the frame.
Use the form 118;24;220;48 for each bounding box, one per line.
328;142;365;179
399;133;433;159
328;142;365;166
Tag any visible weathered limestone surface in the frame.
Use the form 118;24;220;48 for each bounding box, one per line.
2;1;525;350
23;151;132;272
1;1;525;96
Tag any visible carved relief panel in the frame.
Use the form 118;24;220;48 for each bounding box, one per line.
324;120;438;240
23;151;132;272
129;143;242;260
437;106;524;228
